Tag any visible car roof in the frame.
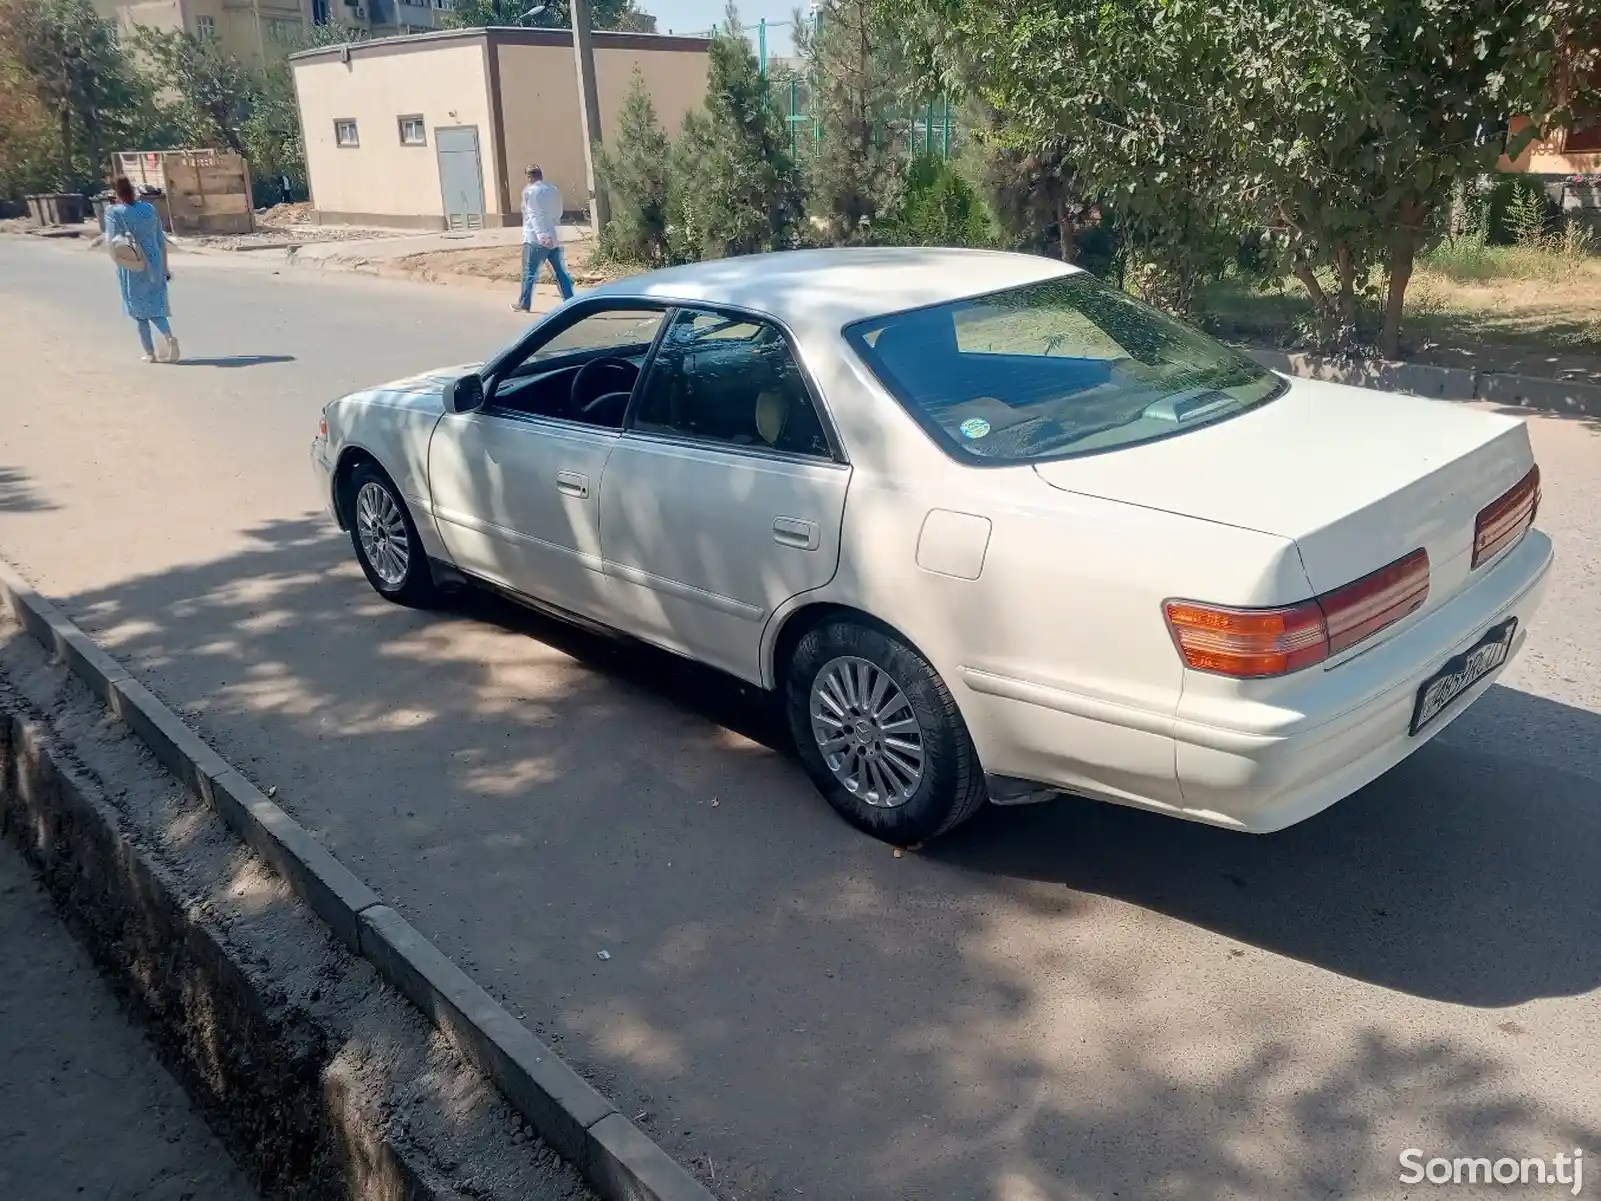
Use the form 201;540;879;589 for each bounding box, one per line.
583;247;1079;339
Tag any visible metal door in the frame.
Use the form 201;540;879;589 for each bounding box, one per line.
429;411;622;622
435;126;485;232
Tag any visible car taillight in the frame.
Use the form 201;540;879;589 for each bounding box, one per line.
319;416;328;437
1163;600;1328;677
1165;549;1430;679
1473;465;1539;569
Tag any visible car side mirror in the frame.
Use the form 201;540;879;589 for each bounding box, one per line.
444;373;485;414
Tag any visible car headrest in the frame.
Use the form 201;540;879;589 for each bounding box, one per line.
755;389;789;447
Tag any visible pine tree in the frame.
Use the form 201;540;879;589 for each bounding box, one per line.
596;68;671;263
970;103;1091;262
666;5;800;261
794;0;906;243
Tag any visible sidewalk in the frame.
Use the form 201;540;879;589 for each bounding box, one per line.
0;837;257;1201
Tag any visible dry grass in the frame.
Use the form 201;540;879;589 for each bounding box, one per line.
1202;237;1601;384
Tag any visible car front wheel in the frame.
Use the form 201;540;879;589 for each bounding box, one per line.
345;462;437;607
785;619;988;844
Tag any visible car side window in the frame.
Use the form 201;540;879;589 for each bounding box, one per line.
490;307;665;429
630;309;833;459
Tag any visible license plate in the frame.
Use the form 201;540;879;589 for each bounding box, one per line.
1409;618;1517;736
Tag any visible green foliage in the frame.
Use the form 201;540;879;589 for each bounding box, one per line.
877;154;989;246
443;0;655;32
896;0;1601;352
132;27;252;157
595;68;671;264
1506;180;1553;247
664;7;801;262
0;0;148;191
966;99;1091;262
126;24;363;199
794;0;910;242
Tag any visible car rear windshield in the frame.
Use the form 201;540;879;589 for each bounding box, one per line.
844;272;1285;464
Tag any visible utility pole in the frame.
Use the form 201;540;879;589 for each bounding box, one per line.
569;0;610;231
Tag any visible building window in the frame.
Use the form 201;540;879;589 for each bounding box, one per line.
335;119;360;148
398;115;427;146
196;14;216;38
265;16;300;41
1565;121;1601;154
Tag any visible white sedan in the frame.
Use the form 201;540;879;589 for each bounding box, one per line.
311;248;1551;844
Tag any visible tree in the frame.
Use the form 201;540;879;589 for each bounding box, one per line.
666;6;801;260
596;68;671;262
131;27;252;157
879;153;990;246
967;101;1090;262
443;0;656;32
897;0;1601;351
1;0;142;189
794;0;908;242
0;25;61;199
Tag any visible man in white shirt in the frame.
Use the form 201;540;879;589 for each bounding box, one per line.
513;164;575;312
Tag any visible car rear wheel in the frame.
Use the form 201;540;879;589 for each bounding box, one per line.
346;462;437;608
785;619;988;844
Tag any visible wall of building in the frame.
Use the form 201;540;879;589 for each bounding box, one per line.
103;0;185;38
100;0;314;64
492;31;710;217
294;37;498;228
1500;113;1601;175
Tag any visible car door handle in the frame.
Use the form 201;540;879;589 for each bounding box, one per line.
773;516;820;551
556;470;589;499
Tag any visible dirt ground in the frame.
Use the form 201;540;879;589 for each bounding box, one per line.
388;238;629;287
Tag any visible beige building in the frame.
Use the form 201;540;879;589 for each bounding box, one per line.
97;0;446;68
290;27;711;230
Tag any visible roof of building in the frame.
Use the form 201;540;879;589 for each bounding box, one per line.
288;24;712;64
586;247;1079;337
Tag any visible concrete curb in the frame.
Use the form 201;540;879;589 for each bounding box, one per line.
0;707;462;1200
0;555;718;1201
1246;348;1601;419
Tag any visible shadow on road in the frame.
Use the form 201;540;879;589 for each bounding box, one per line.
45;511;1601;1199
172;354;298;369
0;466;56;513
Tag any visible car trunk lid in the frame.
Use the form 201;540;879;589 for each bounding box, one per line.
1032;376;1535;616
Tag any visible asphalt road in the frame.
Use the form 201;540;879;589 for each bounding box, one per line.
2;235;1599;1201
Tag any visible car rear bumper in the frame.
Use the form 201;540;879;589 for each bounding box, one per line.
1171;528;1552;832
961;529;1552;832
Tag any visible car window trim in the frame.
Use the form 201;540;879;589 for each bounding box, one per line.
463;406;626;442
621;301;848;466
618;425;851;471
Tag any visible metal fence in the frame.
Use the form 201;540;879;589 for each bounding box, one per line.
688;14;962;162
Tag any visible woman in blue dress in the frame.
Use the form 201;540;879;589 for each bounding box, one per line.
105;176;181;363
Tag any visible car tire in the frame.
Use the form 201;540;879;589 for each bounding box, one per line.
785;619;988;844
344;462;437;608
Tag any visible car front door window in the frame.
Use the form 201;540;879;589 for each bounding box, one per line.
490;306;665;428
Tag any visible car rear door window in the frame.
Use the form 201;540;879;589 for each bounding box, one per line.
630;309;834;460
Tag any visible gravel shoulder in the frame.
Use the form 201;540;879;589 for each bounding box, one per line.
0;834;259;1201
